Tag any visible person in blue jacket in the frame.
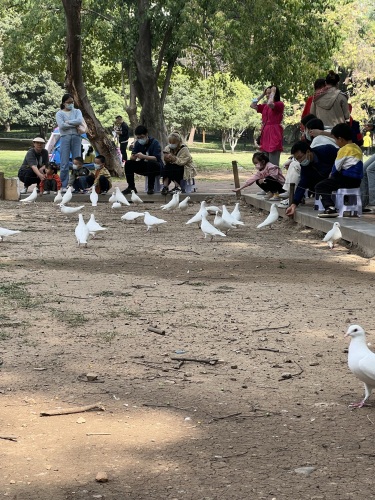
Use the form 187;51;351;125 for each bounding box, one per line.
122;125;163;195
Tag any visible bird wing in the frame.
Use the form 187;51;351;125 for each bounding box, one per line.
323;228;334;242
358;353;375;385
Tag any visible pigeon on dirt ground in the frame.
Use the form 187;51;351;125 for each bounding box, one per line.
206;205;221;215
87;214;107;237
161;193;179;211
222;205;244;227
186;201;208;226
90;186;99;207
257;203;279;229
323;221;342;249
20;186;38;203
0;227;21;242
112;202;122;209
214;211;236;234
121;211;145;222
60;204;85;215
108;192;117;203
231;203;242;221
178;196;190;211
54;190;63;203
114;187;130;206
201;215;226;241
75;213;90;247
61;186;73;205
143;212;167;232
131;190;144;205
345;324;375;408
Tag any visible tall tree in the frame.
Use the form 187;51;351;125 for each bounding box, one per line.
61;0;123;175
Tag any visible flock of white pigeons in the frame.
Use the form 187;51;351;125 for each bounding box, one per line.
0;186;373;409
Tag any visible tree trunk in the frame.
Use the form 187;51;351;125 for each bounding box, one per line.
61;0;123;177
221;130;228;153
202;129;206;144
187;127;196;145
4;121;10;132
123;62;138;133
132;0;167;148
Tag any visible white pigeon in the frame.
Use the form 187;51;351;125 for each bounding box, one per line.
231;203;242;221
131;190;143;205
214;211;236;234
178;196;190;211
108;192;117;203
345;324;375;408
90;186;98;207
186;201;208;226
121;211;145;222
20;186;38;203
257;203;280;229
0;227;21;242
86;214;107;237
323;221;342;249
112;202;122;209
206;205;221;215
60;204;84;215
201;215;226;241
161;193;180;211
114;187;130;206
61;186;73;205
75;213;90;247
143;211;167;232
54;190;63;203
222;205;244;227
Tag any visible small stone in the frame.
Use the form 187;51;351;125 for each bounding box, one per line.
327;334;334;339
76;417;86;424
316;353;323;357
294;466;315;475
309;362;319;366
241;384;248;389
281;373;292;379
230;365;238;369
95;471;108;483
10;480;16;484
86;373;98;381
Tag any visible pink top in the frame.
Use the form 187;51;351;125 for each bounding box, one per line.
257;101;284;152
244;162;285;188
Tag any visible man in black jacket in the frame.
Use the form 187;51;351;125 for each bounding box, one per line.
114;116;129;162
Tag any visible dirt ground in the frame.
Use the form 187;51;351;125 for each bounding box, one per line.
1;191;375;500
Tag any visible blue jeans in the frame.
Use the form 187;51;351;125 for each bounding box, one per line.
360;154;375;206
60;134;82;188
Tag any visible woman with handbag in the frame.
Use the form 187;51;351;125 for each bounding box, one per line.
251;85;284;166
56;93;84;191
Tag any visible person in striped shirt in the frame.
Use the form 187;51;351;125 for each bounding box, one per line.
315;123;363;218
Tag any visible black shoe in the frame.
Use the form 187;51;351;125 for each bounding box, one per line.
318;207;339;218
161;186;169;195
122;187;136;195
147;189;155;195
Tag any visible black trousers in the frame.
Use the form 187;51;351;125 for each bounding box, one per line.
315;176;361;209
163;163;184;185
256;176;285;194
120;142;128;162
18;167;40;187
86;175;110;192
125;160;161;190
43;179;58;191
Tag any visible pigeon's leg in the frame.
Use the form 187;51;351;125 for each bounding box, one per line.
349;385;372;408
156;227;159;232
210;236;214;242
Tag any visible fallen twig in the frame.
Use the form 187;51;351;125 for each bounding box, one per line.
210;412;242;421
147;326;165;336
0;435;17;442
278;362;304;381
77;375;104;383
40;403;105;417
163;248;200;256
213;450;249;460
252;322;290;333
86;433;111;436
367;415;374;425
142;403;191;411
257;347;282;353
171;357;219;366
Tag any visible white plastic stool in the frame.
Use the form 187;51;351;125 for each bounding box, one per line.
144;176;162;193
333;188;362;217
180;178;197;193
314;194;324;211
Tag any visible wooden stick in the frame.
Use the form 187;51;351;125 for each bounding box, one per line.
252;322;290;333
0;435;17;442
288;183;295;209
232;161;241;199
86;432;111;436
0;172;5;201
147;326;165;335
170;357;219;365
40;403;105;417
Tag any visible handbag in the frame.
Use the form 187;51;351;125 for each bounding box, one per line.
77;118;87;135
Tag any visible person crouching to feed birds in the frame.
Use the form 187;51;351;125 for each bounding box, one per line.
232;152;286;201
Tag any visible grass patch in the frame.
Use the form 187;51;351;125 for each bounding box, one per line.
0;331;10;340
97;330;118;343
51;309;89;327
0;281;35;308
123;307;140;318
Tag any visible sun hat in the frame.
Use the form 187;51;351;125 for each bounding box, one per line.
32;137;46;143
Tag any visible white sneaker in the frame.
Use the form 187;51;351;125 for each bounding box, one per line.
43;191;50;195
278;199;289;208
257;190;267;196
280;192;289;199
20;187;28;194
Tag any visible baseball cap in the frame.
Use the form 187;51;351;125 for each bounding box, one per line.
32;137;46;143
